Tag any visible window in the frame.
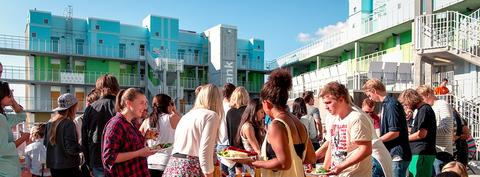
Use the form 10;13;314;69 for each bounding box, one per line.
242;55;247;66
99;39;103;44
353;7;357;13
95;25;100;30
397;3;401;9
178;49;185;59
44;19;49;24
257;45;261;49
75;39;84;55
155;32;159;37
119;44;126;58
31;32;36;38
139;44;145;56
194;50;199;62
51;37;59;52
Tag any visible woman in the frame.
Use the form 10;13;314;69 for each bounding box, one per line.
398;89;437;177
0;81;27;177
234;98;266;175
44;93;82;177
163;84;224;177
139;93;180;176
292;97;317;150
226;87;249;175
102;88;156;177
241;69;316;176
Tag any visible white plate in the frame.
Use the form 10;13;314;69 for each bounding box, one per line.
305;172;329;176
218;156;255;160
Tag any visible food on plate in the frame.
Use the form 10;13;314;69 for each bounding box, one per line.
217;146;257;158
314;167;329;174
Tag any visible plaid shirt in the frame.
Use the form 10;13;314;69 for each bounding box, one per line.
102;113;149;177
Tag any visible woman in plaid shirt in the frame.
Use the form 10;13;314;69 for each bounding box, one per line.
102;88;156;177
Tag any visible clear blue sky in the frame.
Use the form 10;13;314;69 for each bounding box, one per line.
0;0;348;63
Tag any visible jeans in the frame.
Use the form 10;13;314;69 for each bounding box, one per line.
392;160;410;177
92;166;105;177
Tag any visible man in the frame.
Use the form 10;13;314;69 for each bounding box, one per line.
303;91;322;149
217;83;236;176
321;81;373;176
82;74;119;177
435;78;450;95
417;85;453;175
363;79;412;177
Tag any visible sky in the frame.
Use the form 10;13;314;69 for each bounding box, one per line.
0;0;349;96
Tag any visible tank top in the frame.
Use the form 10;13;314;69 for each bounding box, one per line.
260;119;306;176
240;123;254;151
147;113;175;170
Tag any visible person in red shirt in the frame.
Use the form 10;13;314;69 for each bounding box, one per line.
102;88;156;177
362;98;381;137
435;78;450;95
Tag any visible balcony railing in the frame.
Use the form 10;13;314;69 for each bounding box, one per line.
1;65;143;87
236;58;265;70
273;0;415;70
180;77;199;90
0;34;147;60
15;96;86;112
415;11;480;58
237;81;262;93
289;49;413;98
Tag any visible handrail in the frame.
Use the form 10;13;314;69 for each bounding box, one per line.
470;8;480;20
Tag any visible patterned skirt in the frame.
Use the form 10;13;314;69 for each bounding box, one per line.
163;156;203;177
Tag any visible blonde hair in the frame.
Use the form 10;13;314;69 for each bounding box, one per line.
362;79;386;92
442;161;468;177
48;103;78;145
398;89;423;108
194;84;224;119
229;87;250;108
416;85;435;97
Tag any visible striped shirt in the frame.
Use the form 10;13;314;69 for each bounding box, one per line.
432;99;454;154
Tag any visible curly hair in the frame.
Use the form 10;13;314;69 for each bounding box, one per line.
260;68;292;108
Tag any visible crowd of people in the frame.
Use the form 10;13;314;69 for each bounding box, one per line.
0;67;474;177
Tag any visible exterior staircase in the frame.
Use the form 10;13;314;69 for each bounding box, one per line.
415;11;480;66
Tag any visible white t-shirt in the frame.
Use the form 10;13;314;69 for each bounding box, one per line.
326;110;373;177
217;100;230;145
432;99;453;154
143;113;175;170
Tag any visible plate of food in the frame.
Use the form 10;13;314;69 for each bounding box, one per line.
148;143;173;151
217;146;257;160
305;166;330;176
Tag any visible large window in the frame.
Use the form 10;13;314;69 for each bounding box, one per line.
51;37;59;53
75;39;84;55
139;44;145;57
119;44;126;58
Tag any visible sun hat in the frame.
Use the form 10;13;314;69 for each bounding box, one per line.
52;93;78;112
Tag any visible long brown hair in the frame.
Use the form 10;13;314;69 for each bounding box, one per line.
0;81;12;116
149;94;172;127
48;103;78;145
234;98;265;149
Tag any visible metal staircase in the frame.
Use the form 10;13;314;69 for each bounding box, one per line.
415;11;480;66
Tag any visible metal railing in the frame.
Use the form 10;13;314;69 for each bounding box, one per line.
469;8;480;20
237;81;262;93
437;94;480;159
415;11;480;58
273;0;415;69
236;58;265;70
180;77;199;90
1;65;143;87
15;96;86;112
434;0;464;11
0;34;145;60
289;49;414;98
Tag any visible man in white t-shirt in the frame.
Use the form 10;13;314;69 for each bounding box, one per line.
320;81;373;177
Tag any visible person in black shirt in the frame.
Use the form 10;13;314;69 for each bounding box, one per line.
226;86;249;175
81;74;119;177
363;79;412;177
399;89;437;177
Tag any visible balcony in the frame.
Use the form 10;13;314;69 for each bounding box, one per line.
0;34;146;61
1;65;143;87
237;81;262;93
236;58;265;71
16;96;86;112
180;77;199;90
